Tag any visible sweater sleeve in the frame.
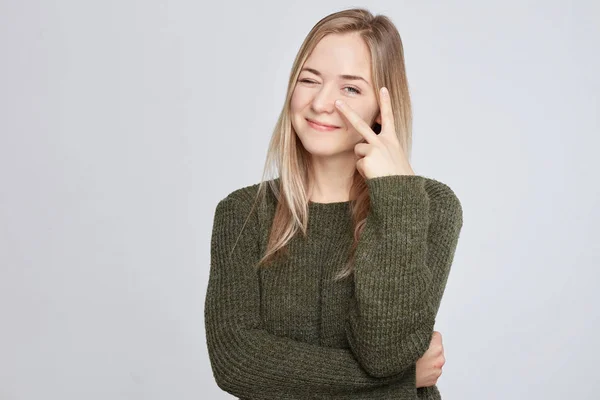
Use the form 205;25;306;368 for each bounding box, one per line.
345;174;463;378
205;193;415;399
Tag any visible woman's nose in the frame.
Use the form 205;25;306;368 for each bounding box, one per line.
310;85;338;113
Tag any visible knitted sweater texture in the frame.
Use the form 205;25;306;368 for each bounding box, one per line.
205;174;463;399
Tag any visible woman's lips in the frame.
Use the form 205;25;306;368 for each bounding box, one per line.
306;118;340;131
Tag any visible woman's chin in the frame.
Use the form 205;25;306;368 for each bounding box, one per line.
298;137;352;157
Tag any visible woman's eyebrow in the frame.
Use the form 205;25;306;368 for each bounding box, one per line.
300;67;370;85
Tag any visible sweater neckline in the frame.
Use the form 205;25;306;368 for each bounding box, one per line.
308;200;351;205
307;200;353;219
308;200;352;208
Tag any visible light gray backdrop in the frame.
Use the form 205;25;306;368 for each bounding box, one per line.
1;1;598;399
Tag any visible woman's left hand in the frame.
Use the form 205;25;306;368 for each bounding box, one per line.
334;86;415;179
415;331;446;388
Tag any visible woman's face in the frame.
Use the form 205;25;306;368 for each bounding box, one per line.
290;32;381;157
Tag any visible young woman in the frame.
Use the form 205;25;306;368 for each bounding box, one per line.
205;8;463;399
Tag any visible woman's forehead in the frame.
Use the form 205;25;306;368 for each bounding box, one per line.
303;34;372;82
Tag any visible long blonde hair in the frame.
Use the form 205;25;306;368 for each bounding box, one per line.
239;7;413;281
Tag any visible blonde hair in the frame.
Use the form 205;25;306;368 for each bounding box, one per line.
240;7;413;281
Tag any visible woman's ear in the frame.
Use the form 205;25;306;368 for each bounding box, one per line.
372;113;383;134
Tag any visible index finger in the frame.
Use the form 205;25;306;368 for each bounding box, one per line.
335;99;379;143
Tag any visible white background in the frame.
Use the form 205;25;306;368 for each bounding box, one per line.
1;1;598;399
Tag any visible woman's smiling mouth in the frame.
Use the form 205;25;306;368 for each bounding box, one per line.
306;118;340;131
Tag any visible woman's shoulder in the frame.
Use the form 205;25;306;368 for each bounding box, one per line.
217;178;278;210
419;175;463;227
420;175;460;202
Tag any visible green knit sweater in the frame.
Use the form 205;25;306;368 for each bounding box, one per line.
205;174;463;399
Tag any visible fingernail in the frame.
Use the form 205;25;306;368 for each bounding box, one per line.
381;87;388;96
335;100;343;107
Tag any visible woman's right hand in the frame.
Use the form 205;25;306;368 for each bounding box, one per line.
415;331;446;388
